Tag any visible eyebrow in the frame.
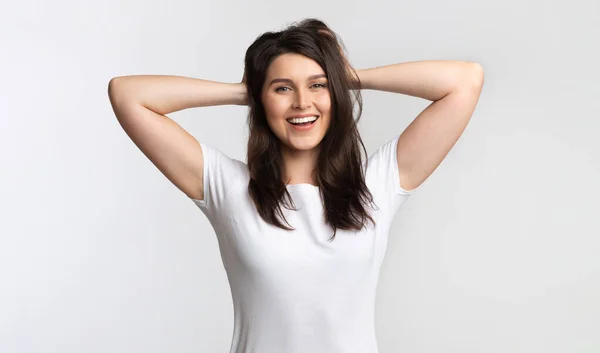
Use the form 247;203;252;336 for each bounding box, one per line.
268;74;327;86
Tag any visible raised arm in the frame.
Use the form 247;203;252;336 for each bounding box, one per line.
107;75;247;200
357;61;484;191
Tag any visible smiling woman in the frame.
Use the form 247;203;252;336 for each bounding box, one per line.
108;17;483;353
243;21;373;236
261;54;331;151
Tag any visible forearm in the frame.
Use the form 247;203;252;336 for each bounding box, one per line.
108;75;247;115
357;61;483;101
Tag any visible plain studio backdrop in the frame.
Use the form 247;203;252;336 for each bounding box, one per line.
1;0;599;352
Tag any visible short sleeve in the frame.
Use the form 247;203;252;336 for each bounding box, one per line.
191;143;247;218
365;135;415;222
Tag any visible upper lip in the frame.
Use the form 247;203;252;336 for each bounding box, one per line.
286;113;320;120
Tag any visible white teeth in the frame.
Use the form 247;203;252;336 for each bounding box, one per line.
287;115;318;124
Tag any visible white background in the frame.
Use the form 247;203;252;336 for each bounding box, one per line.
1;0;599;352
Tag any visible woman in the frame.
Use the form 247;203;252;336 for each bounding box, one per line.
108;18;483;353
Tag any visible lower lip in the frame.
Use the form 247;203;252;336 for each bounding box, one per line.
288;117;319;131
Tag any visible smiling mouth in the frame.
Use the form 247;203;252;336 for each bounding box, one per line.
287;115;320;126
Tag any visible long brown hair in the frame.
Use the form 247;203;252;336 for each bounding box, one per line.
244;18;376;240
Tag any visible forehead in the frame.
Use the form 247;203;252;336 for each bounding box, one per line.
266;53;325;79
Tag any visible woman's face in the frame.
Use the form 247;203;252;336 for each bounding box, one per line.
261;53;332;152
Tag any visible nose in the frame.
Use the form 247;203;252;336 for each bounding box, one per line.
292;89;311;109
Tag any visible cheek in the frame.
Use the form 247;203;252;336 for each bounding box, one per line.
316;94;332;117
262;99;288;133
316;95;332;131
263;95;287;117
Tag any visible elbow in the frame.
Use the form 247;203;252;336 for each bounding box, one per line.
108;77;123;96
467;62;484;88
107;77;130;106
107;78;120;107
455;62;484;93
108;77;119;98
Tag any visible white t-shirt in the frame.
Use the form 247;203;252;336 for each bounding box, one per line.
191;135;413;353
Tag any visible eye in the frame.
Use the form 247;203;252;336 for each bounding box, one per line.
312;83;327;89
275;86;290;92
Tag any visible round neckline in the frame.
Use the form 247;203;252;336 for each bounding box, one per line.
286;183;320;189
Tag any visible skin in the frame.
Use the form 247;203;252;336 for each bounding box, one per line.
261;53;332;186
108;54;483;201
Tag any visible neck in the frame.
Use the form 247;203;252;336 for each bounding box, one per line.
281;144;320;185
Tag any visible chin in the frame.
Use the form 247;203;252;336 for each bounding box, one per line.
284;138;323;152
